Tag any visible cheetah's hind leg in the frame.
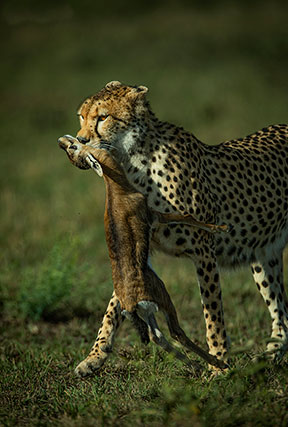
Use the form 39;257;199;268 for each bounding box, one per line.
251;255;288;362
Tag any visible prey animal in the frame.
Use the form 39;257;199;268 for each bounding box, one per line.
58;136;228;375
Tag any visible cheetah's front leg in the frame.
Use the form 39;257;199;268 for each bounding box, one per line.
75;292;124;377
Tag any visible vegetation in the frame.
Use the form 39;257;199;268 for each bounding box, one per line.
1;1;288;425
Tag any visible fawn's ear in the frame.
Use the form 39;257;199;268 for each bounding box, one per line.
86;154;103;177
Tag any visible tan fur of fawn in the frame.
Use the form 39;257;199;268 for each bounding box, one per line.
58;136;228;371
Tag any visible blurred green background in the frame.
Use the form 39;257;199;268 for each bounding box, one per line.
1;0;288;268
1;1;288;425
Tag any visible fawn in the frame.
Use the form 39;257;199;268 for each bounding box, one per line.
59;135;228;372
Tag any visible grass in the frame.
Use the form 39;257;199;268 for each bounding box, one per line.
1;1;288;425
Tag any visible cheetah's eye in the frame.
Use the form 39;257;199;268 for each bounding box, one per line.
78;114;84;122
95;115;109;136
98;115;109;121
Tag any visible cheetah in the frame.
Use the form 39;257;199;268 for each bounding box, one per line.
61;81;288;376
58;137;228;374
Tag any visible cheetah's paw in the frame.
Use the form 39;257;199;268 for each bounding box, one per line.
75;346;112;377
75;356;106;377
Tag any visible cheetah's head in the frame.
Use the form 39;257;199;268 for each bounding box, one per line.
76;81;149;157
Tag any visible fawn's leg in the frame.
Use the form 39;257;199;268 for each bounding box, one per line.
75;292;123;377
251;254;288;361
121;310;150;344
147;266;227;369
164;309;228;370
136;301;202;371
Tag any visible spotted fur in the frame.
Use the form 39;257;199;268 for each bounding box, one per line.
70;81;288;376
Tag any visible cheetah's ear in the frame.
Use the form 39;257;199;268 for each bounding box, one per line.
105;81;122;90
136;85;148;94
133;85;148;95
128;85;149;100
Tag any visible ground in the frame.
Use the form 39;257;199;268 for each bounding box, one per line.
1;1;288;425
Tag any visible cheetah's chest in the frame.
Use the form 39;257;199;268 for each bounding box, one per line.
126;151;215;224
